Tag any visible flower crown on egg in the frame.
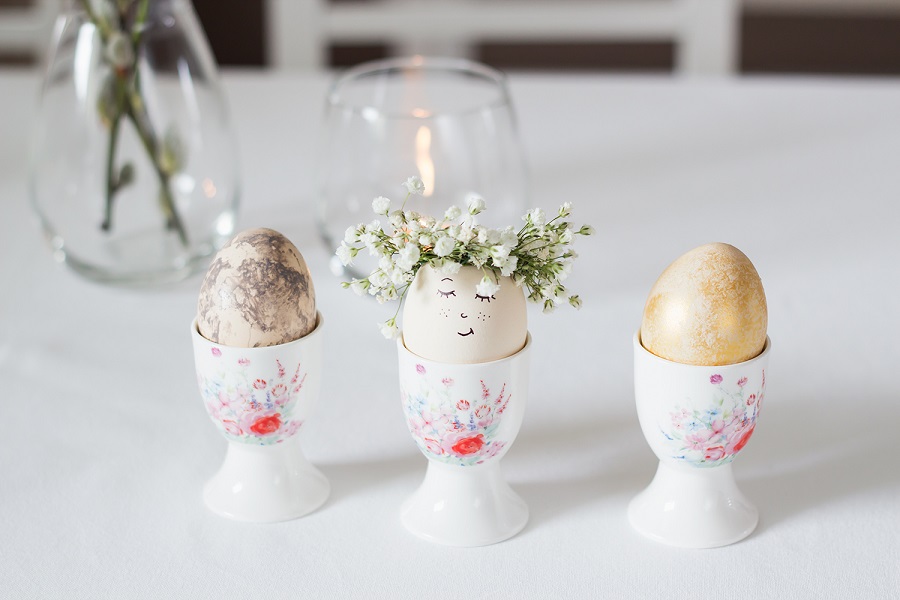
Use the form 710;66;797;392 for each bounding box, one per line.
337;175;594;339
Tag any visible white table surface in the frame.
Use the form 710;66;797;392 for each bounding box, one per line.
1;68;899;599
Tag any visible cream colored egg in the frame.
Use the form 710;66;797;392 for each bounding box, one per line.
197;228;316;348
402;265;527;364
640;242;767;366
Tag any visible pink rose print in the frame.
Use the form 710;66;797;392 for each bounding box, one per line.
423;438;443;455
442;378;454;386
451;434;485;456
253;378;267;390
250;414;281;435
737;377;748;387
416;364;426;375
705;446;726;461
211;348;221;357
710;374;723;385
271;383;287;397
238;358;250;367
221;420;242;437
456;399;470;410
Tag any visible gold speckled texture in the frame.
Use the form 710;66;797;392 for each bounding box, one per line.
197;228;316;348
640;242;767;366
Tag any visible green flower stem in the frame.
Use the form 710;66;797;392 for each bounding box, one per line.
101;113;122;231
125;101;188;247
81;0;188;247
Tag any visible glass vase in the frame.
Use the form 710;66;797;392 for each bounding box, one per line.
30;0;239;285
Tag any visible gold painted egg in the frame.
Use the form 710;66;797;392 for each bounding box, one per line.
197;228;316;347
640;242;767;366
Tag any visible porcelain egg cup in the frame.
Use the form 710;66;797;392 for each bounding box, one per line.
629;332;771;548
191;312;329;522
397;334;532;547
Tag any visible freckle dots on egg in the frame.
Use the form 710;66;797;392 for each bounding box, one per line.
640;242;767;366
196;228;316;348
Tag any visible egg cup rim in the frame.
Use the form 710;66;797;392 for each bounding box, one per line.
398;331;532;368
191;311;324;351
633;330;770;369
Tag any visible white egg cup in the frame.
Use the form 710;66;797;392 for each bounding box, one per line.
396;334;532;546
629;332;770;548
191;313;329;522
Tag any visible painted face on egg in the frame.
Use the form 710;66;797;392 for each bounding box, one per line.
402;265;527;364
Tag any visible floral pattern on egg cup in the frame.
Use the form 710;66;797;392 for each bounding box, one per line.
397;334;531;547
191;313;329;522
662;373;764;468
629;331;771;548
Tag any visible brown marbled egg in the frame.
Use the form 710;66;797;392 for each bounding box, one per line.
640;243;767;366
197;228;316;347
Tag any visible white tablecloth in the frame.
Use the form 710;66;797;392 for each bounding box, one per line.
2;68;898;599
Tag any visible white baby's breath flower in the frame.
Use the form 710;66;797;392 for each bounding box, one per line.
370;270;389;289
542;299;556;314
389;267;409;286
378;256;394;272
381;286;399;301
499;227;518;249
372;196;391;215
558;202;573;217
467;194;486;215
344;225;360;244
436;259;462;275
434;235;456;257
476;275;501;297
389;211;404;228
418;234;433;247
404;175;425;196
350;279;368;296
499;256;518;277
444;205;462;220
490;245;511;260
568;295;582;309
380;319;400;340
364;220;381;233
397;243;420;270
526;208;546;227
559;227;574;244
579;225;595;236
397;244;419;271
335;243;355;266
456;225;475;244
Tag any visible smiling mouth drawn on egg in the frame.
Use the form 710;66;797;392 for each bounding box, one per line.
458;328;475;337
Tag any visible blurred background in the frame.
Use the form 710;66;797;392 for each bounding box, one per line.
2;0;900;75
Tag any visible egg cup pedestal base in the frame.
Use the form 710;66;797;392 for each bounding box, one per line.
401;460;527;547
203;436;330;523
628;461;757;548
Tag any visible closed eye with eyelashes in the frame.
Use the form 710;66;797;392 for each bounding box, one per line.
437;289;456;297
